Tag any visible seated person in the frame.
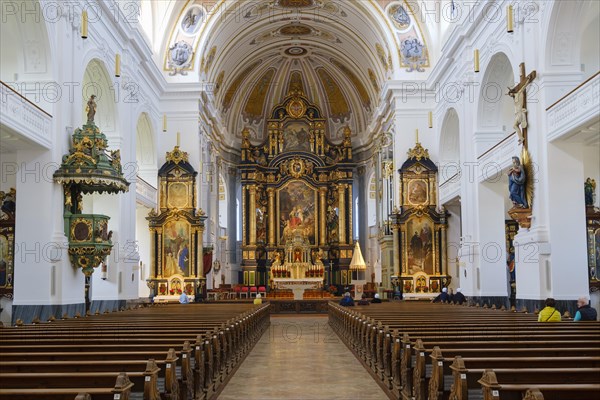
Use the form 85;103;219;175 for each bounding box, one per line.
453;288;466;305
432;287;450;303
339;292;355;307
254;293;263;305
574;296;597;321
371;293;382;303
179;292;189;304
538;298;561;322
357;293;370;306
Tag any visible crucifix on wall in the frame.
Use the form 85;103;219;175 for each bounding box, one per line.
508;62;537;148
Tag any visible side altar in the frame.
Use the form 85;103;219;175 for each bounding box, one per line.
239;81;356;291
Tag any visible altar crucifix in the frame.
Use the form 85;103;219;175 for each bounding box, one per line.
507;62;537;148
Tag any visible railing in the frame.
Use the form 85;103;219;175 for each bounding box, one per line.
476;132;518;183
135;176;157;208
547;72;600;142
439;172;460;204
0;80;52;149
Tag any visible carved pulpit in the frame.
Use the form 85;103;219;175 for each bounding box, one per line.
239;85;355;289
391;141;449;297
146;145;207;301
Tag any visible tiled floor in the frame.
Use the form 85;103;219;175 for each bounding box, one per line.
218;315;389;400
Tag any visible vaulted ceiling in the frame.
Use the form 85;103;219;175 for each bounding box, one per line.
153;0;432;148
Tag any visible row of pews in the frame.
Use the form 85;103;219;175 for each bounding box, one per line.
329;301;600;400
0;303;270;400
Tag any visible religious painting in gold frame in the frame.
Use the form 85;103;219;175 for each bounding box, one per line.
162;219;191;277
405;215;435;275
167;182;191;209
282;121;311;152
406;179;428;206
277;180;318;245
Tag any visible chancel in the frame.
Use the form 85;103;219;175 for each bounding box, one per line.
1;1;599;399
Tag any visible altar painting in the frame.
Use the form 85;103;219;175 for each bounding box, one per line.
163;220;190;277
279;181;316;245
406;216;434;275
283;121;311;152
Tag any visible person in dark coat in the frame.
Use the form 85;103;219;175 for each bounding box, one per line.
453;288;467;305
574;296;598;321
371;293;382;303
432;287;450;303
339;292;355;307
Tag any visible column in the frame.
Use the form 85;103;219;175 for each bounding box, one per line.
268;188;275;246
319;187;327;246
392;223;401;276
338;184;346;244
157;232;163;277
248;185;257;246
441;225;447;276
149;228;156;277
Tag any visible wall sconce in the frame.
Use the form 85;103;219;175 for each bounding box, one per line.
474;49;480;73
115;54;121;77
81;10;88;39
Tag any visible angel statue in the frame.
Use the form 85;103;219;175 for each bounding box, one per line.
508;156;528;208
585;178;596;206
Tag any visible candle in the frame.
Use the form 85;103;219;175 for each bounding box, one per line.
81;10;88;38
507;5;514;33
474;49;480;73
428;111;433;129
162;115;167;132
177;132;180;147
115;54;121;77
415;129;419;143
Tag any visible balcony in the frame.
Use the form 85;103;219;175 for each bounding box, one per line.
439;172;461;204
547;72;600;142
476;133;518;183
0;81;52;149
135;176;157;209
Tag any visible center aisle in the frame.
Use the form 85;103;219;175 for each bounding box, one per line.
218;314;389;400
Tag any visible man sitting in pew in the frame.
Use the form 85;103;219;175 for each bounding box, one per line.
339;292;355;307
371;293;382;304
432;287;450;303
538;297;561;322
574;295;598;321
452;288;466;305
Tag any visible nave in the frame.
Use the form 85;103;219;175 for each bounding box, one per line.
218;315;388;400
2;300;600;400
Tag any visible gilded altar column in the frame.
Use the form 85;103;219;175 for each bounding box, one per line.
149;228;156;277
319;187;327;246
267;188;275;246
338;184;346;244
157;232;163;277
198;227;204;278
441;225;447;276
249;185;257;246
392;223;401;276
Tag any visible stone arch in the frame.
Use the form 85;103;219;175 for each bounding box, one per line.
0;0;53;113
81;59;117;133
544;0;599;75
477;52;515;134
439;107;460;183
135;112;157;185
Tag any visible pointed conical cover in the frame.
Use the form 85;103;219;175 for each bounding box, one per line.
350;241;366;270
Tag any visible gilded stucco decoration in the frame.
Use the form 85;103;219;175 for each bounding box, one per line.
316;67;351;122
243;68;276;124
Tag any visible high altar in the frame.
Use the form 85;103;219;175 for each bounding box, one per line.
239;84;356;291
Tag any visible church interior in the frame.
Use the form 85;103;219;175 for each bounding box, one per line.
0;0;599;399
